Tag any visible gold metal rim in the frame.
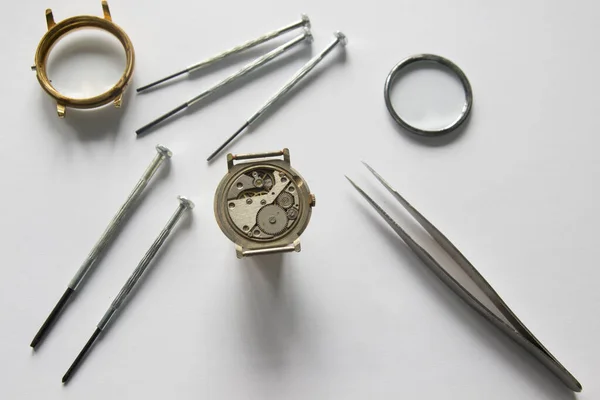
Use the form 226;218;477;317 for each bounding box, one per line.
33;2;135;117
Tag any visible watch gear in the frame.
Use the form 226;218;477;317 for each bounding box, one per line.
286;207;299;220
276;192;294;209
256;205;288;235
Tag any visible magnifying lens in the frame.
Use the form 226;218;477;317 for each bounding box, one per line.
384;54;473;137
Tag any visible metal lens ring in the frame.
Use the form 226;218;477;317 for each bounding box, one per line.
384;54;473;137
33;1;135;118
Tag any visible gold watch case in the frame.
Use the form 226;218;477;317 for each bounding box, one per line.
32;1;135;118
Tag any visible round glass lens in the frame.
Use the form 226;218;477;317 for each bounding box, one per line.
388;61;467;132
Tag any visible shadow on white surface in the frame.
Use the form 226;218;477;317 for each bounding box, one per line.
37;86;132;141
350;197;577;400
237;254;307;372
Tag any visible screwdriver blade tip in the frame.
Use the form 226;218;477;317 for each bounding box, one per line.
30;287;75;350
62;327;102;384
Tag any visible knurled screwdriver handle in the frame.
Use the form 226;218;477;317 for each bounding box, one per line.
187;30;312;107
247;31;347;126
136;15;310;93
186;15;310;74
68;145;172;290
206;32;347;162
30;145;172;350
96;196;194;330
62;196;194;384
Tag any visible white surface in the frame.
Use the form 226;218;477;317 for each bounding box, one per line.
1;0;599;399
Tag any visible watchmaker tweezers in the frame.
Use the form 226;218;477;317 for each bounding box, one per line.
346;162;582;392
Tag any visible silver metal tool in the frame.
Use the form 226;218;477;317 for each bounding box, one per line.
346;163;582;392
136;15;311;93
30;145;172;349
62;196;194;384
136;30;313;136
206;31;348;162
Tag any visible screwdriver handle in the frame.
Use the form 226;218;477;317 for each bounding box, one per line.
187;30;311;107
247;32;346;126
97;198;193;331
186;15;310;74
68;146;172;291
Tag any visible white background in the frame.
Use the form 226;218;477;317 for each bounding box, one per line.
1;0;599;399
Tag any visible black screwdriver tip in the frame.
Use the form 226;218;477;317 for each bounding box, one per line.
136;103;188;137
206;122;250;162
62;327;102;384
136;69;187;94
31;288;75;349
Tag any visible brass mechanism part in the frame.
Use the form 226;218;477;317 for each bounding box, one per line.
32;1;135;118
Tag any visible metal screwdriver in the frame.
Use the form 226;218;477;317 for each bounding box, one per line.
136;15;310;93
136;29;313;136
62;196;194;384
206;31;347;162
30;145;172;349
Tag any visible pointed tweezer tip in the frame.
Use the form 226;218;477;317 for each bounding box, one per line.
344;175;366;195
360;160;380;178
361;161;378;176
360;161;396;195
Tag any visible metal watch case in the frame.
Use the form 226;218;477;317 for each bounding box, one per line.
214;149;315;258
